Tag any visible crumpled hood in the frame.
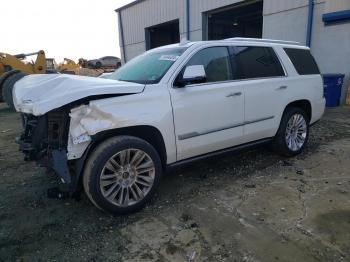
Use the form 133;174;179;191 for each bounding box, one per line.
13;74;145;115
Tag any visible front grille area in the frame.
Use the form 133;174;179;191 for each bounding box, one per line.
47;111;68;150
17;114;48;161
17;110;77;190
17;110;69;162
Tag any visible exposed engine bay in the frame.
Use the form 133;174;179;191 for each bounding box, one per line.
17;110;73;185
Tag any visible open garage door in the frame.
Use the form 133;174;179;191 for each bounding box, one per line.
207;1;263;40
146;20;180;50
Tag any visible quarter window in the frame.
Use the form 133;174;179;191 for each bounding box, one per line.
232;46;285;79
186;47;233;83
284;48;320;75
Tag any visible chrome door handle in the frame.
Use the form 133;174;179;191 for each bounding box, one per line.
226;92;242;98
277;85;288;90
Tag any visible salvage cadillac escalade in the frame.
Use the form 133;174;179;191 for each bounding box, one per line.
9;38;325;214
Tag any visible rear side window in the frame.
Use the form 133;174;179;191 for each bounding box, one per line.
284;48;320;75
186;47;233;83
232;46;285;80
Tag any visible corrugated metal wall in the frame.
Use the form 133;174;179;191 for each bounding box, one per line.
325;0;350;13
119;0;350;104
263;0;327;15
119;0;330;53
189;0;244;31
263;0;308;15
263;0;350;104
119;0;349;61
120;0;261;45
120;0;185;46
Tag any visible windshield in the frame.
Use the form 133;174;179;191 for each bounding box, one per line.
107;47;187;84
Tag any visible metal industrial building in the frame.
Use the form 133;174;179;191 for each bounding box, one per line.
116;0;350;103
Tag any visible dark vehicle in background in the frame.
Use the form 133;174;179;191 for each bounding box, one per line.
87;56;121;69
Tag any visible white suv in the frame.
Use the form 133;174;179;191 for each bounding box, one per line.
11;38;325;214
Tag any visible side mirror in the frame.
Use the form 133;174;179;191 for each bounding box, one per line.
177;65;206;87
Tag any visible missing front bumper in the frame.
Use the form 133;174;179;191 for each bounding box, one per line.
16;112;81;195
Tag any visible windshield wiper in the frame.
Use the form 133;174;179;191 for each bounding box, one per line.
117;79;137;83
115;78;159;85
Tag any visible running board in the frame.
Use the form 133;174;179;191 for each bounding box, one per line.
167;138;273;171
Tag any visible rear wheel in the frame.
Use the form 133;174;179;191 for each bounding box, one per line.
83;136;162;214
272;107;309;157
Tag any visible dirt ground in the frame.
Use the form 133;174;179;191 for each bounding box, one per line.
0;103;349;262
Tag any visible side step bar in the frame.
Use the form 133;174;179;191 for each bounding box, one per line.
167;138;273;171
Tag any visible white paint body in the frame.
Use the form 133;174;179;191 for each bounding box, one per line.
13;74;145;115
12;39;325;165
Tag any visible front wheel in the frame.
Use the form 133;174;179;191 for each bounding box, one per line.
272;107;309;157
83;136;162;214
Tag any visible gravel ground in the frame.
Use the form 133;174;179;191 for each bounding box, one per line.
0;103;349;262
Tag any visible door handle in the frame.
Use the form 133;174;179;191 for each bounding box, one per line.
226;92;242;98
276;85;288;90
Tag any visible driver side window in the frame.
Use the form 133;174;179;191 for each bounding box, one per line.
185;47;233;83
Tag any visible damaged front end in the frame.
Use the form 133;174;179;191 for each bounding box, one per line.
17;109;81;197
12;73;146;198
16;102;126;198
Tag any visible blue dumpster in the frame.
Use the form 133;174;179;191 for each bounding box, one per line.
323;74;345;107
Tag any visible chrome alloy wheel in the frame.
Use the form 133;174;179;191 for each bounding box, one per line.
285;114;307;152
99;149;155;207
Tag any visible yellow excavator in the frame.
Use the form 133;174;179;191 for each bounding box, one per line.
57;58;80;73
1;51;105;107
0;50;47;103
0;50;46;75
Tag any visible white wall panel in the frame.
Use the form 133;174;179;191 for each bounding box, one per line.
264;0;308;15
120;0;185;45
264;1;350;104
263;6;308;45
123;42;146;62
119;0;350;105
325;0;350;13
264;0;326;15
311;2;350;104
120;0;251;60
189;0;244;30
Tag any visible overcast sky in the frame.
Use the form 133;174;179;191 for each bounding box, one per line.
1;0;135;62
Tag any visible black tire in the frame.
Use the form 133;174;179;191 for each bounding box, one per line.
0;77;4;102
83;136;162;214
4;65;13;72
0;70;21;102
2;71;27;110
272;107;310;157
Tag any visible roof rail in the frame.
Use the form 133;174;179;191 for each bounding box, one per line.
225;37;301;45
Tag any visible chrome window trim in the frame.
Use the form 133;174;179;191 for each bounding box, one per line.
181;76;288;88
172;45;288;89
171;45;233;88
